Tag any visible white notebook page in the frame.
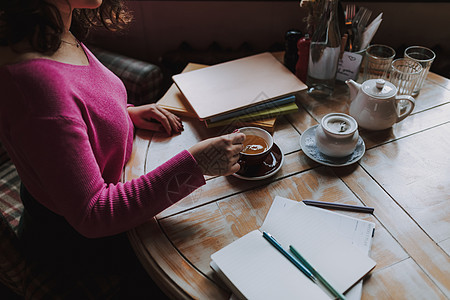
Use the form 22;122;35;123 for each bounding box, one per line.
211;230;329;300
259;196;376;294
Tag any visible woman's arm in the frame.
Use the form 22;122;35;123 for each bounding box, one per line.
12;115;205;238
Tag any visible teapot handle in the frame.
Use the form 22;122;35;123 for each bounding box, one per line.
395;95;416;123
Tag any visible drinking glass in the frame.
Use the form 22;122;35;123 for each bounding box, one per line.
363;44;396;81
389;58;422;96
404;46;436;96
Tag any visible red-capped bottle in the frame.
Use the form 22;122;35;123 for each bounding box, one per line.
295;34;310;83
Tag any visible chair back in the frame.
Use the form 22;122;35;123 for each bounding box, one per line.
0;156;25;297
0;213;25;296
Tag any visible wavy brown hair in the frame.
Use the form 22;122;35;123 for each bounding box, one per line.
0;0;132;54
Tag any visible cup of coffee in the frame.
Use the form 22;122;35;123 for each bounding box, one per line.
238;127;273;168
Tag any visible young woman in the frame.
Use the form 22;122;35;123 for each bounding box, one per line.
0;0;245;298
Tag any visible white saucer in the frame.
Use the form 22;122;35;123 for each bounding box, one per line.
300;125;365;167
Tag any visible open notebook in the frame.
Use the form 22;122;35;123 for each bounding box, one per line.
172;52;307;120
210;196;376;300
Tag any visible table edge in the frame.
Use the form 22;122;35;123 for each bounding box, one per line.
128;217;230;300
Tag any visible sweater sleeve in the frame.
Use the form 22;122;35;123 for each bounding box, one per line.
11;116;206;238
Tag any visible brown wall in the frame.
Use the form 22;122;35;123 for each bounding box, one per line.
89;1;450;77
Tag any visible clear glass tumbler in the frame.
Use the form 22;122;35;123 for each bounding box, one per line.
404;46;436;96
363;44;396;81
389;58;422;96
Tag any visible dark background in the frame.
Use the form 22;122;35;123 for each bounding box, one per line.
88;1;450;85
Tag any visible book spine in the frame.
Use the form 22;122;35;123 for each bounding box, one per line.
205;103;298;128
208;95;296;123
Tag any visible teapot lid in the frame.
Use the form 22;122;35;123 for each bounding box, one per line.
362;79;397;99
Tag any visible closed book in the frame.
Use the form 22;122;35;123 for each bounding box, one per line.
157;63;206;118
158;63;279;132
172;52;307;120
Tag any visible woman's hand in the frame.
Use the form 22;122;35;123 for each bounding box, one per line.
127;104;183;135
188;131;246;176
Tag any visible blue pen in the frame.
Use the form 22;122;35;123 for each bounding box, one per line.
262;231;316;282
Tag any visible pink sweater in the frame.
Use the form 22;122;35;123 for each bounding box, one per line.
0;45;205;238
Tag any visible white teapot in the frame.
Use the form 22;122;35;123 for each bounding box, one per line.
346;79;415;130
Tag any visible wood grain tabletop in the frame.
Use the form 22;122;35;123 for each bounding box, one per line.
125;72;450;300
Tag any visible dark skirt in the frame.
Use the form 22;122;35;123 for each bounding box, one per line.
18;184;168;299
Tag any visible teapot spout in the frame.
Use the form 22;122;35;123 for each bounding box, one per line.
345;79;362;101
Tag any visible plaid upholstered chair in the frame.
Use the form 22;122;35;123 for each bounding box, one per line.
0;157;24;298
0;48;163;299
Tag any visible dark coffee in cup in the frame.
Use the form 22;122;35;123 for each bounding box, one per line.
242;135;269;155
238;127;273;168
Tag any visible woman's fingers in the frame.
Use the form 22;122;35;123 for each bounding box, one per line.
155;106;184;134
188;132;246;176
128;104;184;135
147;106;172;134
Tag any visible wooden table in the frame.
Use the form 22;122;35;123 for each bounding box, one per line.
124;72;450;299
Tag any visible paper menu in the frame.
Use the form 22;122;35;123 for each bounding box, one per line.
263;196;375;251
307;204;374;300
210;196;376;300
336;51;364;82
